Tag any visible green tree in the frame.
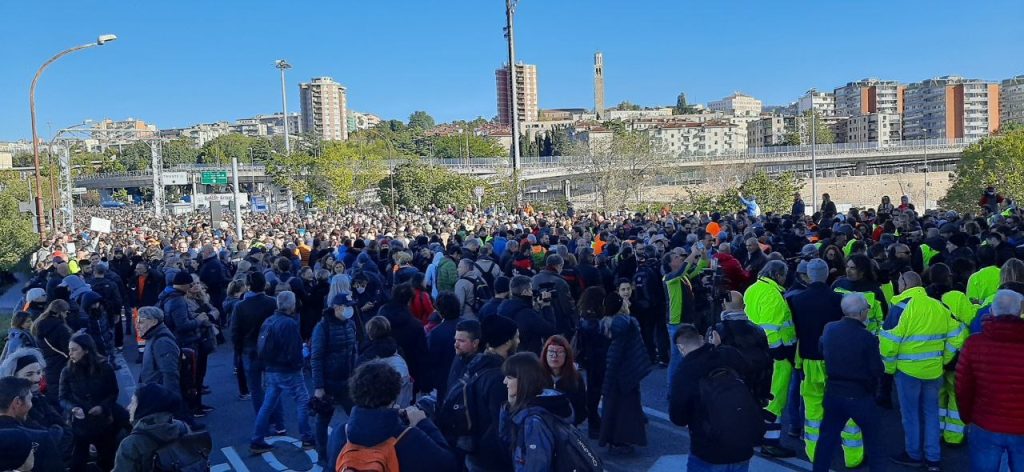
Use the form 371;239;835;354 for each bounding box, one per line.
200;134;256;165
566;129;666;210
0;171;37;271
110;141;151;171
12;152;35;168
673;92;699;115
548;128;571;156
738;170;804;214
408;111;436;130
941;127;1024;213
267;140;387;206
616;101;641;111
378;161;482;209
431;134;506;159
162;138;200;168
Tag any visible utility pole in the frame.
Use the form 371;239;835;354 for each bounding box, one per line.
811;111;817;213
231;156;243;240
275;60;292;154
505;0;522;207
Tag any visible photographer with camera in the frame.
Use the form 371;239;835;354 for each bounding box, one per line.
499;276;557;356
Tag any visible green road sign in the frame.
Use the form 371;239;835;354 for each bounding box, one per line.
201;171;228;185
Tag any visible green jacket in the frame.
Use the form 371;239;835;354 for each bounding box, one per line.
743;277;795;349
664;268;693;325
112;412;189;472
879;287;965;380
436;256;459;292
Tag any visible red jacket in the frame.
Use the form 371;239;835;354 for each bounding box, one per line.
713;253;751;291
956;316;1024;435
410;289;434;326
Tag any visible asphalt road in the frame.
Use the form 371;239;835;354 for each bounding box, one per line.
117;339;976;472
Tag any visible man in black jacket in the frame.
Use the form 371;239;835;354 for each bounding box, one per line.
813;293;886;472
198;245;230;315
231;272;284;434
0;377;64;472
463;315;518;472
711;291;771;404
375;284;428;393
634;245;669;366
669;324;758;470
498;275;556;355
787;259;848;462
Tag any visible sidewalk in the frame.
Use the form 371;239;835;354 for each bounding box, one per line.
0;272;28;315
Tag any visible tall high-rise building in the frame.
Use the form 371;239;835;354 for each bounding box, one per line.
496;63;539;125
708;92;763;116
833;78;905;117
299;77;348;141
903;76;1000;141
1001;75;1024;127
594;52;605;120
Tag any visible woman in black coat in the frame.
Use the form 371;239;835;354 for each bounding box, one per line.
31;299;73;407
60;333;124;472
540;335;587;426
599;293;651;455
574;286;608;439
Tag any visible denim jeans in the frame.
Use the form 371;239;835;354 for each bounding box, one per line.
667;323;682;386
968;424;1024;472
687;454;750;472
786;368;804;432
252;371;312;444
242;352;284;431
894;371;942;462
812;394;885;472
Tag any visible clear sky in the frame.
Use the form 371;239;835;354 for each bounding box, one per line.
1;0;1021;141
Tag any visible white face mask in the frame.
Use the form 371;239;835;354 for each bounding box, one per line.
356;287;366;294
341;306;355;320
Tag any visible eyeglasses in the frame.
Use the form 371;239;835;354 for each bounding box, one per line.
546;349;566;357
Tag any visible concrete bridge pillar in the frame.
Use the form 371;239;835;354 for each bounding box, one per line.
856;161;867;176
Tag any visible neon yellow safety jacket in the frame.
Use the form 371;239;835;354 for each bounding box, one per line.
744;277;796;349
879;287;966;380
966;265;1000;304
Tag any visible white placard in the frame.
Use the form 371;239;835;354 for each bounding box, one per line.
163;172;188;186
90;217;112;233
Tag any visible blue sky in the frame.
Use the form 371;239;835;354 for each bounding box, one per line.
1;0;1021;141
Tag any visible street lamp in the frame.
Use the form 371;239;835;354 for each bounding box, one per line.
922;128;929;212
505;0;522;207
274;60;292;154
29;34;117;242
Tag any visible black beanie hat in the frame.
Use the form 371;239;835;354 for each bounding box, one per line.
603;293;624;317
133;383;181;421
481;314;518;349
172;270;193;286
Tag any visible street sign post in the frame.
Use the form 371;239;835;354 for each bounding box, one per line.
474;186;485;206
200;171;228;185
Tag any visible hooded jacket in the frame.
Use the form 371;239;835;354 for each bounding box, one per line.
311;314;357;397
139;323;180;394
499;390;574;472
465;352;513;471
158;287;201;347
112;412;189;472
327;407;457;472
376;302;428;390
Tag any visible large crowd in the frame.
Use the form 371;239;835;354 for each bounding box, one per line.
1;187;1023;472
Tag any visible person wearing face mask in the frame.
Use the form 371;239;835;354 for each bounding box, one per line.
0;348;72;459
812;294;886;472
310;293;360;463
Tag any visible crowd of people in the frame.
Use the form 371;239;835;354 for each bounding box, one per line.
1;186;1023;472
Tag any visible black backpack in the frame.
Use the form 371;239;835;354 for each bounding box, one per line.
436;366;497;452
698;367;765;452
520;413;603;472
460;276;493;312
473;261;496;288
136;429;212;472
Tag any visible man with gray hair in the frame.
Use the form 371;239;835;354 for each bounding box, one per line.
813;293;886;472
250;291;313;453
531;253;575;337
137;306;181;396
956;289;1024;471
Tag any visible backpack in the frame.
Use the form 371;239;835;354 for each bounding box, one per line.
473;261;496;288
179;347;199;403
335;426;411;472
257;317;280;362
137;429;212;472
697;367;765;452
632;268;655;312
436;366;497;451
520;413;603;472
460;276;493;312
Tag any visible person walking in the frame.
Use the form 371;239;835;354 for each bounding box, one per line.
60;333;124;472
881;271;965;471
956;289;1024;471
231;272;285;434
250;291;314;453
743;260;797;457
112;383;191;472
310;293;359;462
499;276;557;356
813;293;887;472
136;307;180;395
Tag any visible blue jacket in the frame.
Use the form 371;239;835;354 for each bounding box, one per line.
327;407;457;472
311;314;357;396
499;390;574;472
821;317;884;398
493;236;508;257
478;296;503;321
498;296;556;355
424;318;459;395
258;311;304;373
158;287;201;346
604;314;651;395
